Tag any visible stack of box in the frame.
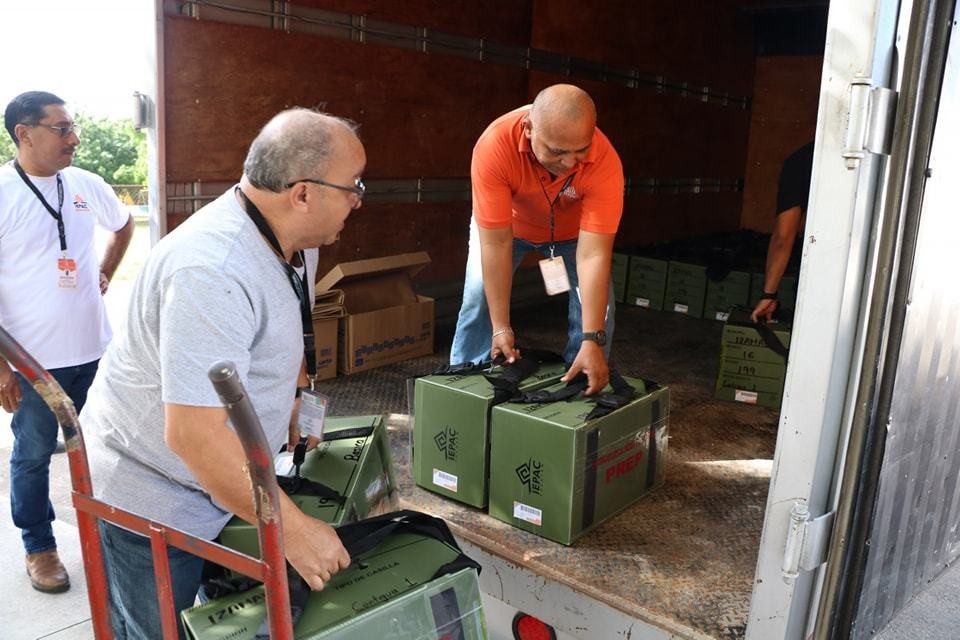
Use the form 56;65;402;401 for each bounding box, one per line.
413;361;568;507
315;252;434;375
611;252;629;303
182;534;486;639
625;255;669;310
219;415;399;560
664;261;707;317
704;269;751;321
487;378;669;545
714;308;792;409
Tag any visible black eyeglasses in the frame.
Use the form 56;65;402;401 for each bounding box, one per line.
286;177;365;201
25;123;82;138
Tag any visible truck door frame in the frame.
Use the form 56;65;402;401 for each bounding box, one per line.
746;0;904;637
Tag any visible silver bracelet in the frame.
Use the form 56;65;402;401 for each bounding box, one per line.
491;327;514;339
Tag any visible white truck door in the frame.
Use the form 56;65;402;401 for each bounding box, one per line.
746;0;903;637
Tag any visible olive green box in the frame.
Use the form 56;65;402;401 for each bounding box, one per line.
611;252;629;303
625;256;668;310
665;261;707;317
181;534;486;640
704;270;751;321
219;415;399;560
488;378;669;545
413;363;566;508
714;309;792;409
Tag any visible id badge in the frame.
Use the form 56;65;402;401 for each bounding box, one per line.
57;257;78;289
297;389;328;439
539;256;571;295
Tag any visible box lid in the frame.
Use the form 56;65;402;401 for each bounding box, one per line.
316;251;430;293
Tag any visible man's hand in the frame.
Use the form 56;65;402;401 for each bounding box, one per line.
0;364;21;413
491;329;519;363
562;341;609;395
287;397;321;452
282;511;351;591
99;271;110;295
751;298;778;323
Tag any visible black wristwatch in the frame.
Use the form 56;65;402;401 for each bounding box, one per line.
759;291;778;301
582;330;607;346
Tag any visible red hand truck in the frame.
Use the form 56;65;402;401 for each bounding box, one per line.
0;325;295;639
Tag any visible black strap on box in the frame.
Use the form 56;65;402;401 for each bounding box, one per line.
510;368;640;421
730;304;791;361
334;509;481;580
274;425;376;502
426;347;565;405
483;349;564;405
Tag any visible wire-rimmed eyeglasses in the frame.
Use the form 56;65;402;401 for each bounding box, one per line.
286;177;365;201
25;123;82;138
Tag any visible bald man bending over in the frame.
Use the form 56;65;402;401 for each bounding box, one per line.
449;84;625;394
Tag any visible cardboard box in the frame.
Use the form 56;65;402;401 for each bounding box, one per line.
625;256;668;310
311;317;339;381
316;252;434;375
181;536;486;640
413;361;568;508
311;289;345;381
219;415;399;560
704;270;751;321
488;378;670;545
665;261;707;317
714;308;792;408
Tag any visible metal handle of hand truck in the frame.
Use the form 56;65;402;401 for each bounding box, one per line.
208;360;294;638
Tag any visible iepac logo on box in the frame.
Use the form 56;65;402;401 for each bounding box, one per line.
515;458;544;495
433;426;458;462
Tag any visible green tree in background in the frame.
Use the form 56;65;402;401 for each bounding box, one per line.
0;113;146;186
0;128;14;166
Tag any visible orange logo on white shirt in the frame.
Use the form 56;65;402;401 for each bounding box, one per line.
73;195;90;212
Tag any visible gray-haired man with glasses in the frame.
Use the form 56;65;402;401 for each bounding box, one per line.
0;90;133;594
81;107;365;638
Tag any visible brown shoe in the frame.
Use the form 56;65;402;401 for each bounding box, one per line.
25;550;70;593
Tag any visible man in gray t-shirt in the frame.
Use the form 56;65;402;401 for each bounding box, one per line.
81;108;367;638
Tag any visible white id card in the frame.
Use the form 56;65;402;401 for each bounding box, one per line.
539;256;571;295
57;256;78;289
297;389;328;439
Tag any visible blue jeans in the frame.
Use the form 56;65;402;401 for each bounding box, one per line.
10;359;99;555
100;520;206;640
450;217;615;365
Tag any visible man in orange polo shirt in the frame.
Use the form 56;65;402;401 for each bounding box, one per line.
450;84;624;394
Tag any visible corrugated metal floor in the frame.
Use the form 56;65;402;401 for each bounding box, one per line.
314;299;779;639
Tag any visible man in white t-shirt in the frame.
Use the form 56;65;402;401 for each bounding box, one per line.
0;91;133;594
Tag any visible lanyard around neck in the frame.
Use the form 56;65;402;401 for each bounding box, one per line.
540;172;577;258
13;160;67;253
235;186;317;383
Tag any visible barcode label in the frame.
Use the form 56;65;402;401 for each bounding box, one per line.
513;501;542;526
716;311;730;321
634;297;650;308
735;389;759;404
433;469;458;492
673;303;689;314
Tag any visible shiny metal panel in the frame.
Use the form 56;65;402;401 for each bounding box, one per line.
854;5;960;637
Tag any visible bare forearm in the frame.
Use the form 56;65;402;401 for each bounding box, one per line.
100;216;134;281
576;232;614;331
480;232;514;329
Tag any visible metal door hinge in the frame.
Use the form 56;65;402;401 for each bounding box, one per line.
781;500;836;579
842;76;898;169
